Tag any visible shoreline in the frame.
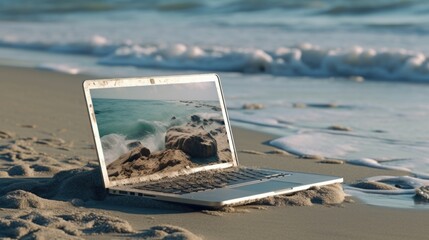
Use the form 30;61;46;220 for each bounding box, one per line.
1;65;427;239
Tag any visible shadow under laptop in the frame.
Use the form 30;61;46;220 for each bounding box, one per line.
84;197;200;215
0;169;205;215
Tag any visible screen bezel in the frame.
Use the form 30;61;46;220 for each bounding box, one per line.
83;74;238;188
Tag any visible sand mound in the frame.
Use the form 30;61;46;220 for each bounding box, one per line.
351;181;398;190
135;225;202;240
0;190;68;209
0;130;15;139
0;167;105;202
7;164;34;176
52;168;105;201
0;216;80;240
0;179;48;197
59;212;134;234
0;210;135;239
0;141;37;162
30;163;61;174
202;206;250;216
258;183;345;206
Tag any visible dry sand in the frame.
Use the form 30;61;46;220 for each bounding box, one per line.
0;66;428;239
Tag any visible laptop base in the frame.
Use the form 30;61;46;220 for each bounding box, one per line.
109;167;343;208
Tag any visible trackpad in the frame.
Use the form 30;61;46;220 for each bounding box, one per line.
232;180;300;193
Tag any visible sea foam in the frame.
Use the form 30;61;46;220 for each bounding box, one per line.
1;35;429;82
269;132;358;158
100;43;429;82
100;134;130;165
266;129;429;179
344;175;429;209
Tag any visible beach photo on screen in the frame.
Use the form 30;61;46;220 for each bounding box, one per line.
91;82;232;181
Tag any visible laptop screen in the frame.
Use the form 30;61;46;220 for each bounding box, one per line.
87;75;236;186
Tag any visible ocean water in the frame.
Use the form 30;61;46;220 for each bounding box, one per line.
1;0;429;209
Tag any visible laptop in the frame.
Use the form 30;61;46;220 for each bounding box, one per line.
83;74;343;208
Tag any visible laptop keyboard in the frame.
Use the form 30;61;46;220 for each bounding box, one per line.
133;168;290;195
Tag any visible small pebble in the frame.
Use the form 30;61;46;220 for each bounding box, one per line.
328;125;352;131
242;103;264;110
301;154;325;160
318;159;344;164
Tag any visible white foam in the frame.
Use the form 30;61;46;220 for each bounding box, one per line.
267;126;429;174
101;133;166;165
139;132;166;154
344;175;429;209
101;43;429;82
101;134;130;165
195;112;222;120
348;158;411;172
2;34;429;82
270;132;358;157
365;175;429;188
228;112;290;129
343;189;426;209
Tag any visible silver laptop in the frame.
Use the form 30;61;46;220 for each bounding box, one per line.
83;74;343;208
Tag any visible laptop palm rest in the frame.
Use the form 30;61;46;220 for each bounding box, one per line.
184;180;300;202
232;180;300;193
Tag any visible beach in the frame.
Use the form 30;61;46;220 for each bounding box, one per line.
1;65;428;239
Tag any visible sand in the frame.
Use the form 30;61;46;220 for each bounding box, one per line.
1;65;428;240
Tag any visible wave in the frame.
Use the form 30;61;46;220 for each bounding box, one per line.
113;118;169;141
0;0;204;20
100;43;429;82
0;35;113;55
100;134;130;165
99;111;220;165
343;175;429;209
269;130;429;178
101;131;166;165
0;0;421;17
321;0;416;15
98;114;196;164
2;35;429;82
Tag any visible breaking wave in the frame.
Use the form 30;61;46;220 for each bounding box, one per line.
1;35;429;82
101;131;166;166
